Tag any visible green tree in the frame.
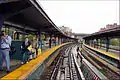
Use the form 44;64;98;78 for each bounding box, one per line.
110;38;120;46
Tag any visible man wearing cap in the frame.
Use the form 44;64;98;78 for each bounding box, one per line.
0;31;12;73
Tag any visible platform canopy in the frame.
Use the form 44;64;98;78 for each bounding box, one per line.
83;26;120;39
0;0;75;39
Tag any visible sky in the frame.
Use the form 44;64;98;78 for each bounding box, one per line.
38;0;119;34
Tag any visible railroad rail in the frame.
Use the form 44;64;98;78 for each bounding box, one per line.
81;44;120;80
40;44;83;80
72;45;107;80
39;43;120;80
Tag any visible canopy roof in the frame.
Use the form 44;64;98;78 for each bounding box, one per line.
83;26;120;39
0;0;75;39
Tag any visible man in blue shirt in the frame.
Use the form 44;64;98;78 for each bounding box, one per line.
0;31;12;73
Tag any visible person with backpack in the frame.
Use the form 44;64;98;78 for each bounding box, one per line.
32;37;38;59
0;31;12;73
21;38;31;64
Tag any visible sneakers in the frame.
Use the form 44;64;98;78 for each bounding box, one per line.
21;62;24;65
21;61;29;64
0;69;11;73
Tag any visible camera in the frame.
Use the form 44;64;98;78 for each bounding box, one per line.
0;33;4;36
1;33;4;36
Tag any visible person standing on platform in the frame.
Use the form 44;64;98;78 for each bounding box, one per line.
49;38;51;48
36;38;39;57
0;31;12;73
21;38;31;64
32;37;38;59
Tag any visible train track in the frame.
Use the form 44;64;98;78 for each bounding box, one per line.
81;44;120;80
40;44;81;80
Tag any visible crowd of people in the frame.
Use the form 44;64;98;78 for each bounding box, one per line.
0;31;58;73
21;37;39;64
0;31;40;73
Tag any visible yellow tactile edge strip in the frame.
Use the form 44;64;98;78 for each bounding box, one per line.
82;48;119;72
1;43;70;80
84;44;119;60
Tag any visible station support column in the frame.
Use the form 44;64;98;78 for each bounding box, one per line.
93;39;96;48
49;34;52;48
54;36;57;46
88;39;90;45
64;37;66;43
38;31;42;53
106;37;110;52
62;37;64;43
99;38;102;48
85;39;89;45
96;38;99;49
63;37;65;43
90;39;93;46
16;32;20;40
60;36;62;44
61;37;63;44
91;39;94;47
58;36;60;45
85;39;87;44
67;38;69;42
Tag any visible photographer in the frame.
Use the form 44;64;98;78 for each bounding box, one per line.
0;31;12;73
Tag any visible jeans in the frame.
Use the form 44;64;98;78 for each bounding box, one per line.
21;51;29;63
32;48;36;58
0;49;10;71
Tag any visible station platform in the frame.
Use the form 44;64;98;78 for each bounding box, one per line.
99;47;119;56
40;44;85;80
0;43;70;80
39;44;109;80
83;44;120;61
0;44;56;78
0;59;21;78
1;43;119;80
72;45;107;80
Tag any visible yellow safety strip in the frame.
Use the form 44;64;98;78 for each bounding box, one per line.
1;43;70;80
83;48;119;72
84;44;119;60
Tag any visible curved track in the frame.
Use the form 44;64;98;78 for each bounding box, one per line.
40;44;82;80
81;44;120;80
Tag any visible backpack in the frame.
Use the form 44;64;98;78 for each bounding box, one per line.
9;46;16;56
